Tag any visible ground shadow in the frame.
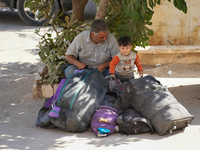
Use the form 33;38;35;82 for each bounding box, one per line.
169;84;200;125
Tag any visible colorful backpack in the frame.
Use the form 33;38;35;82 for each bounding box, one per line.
91;105;119;137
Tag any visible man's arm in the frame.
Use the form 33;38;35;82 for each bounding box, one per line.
97;61;111;73
65;55;87;70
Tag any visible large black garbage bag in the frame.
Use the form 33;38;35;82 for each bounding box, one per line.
120;75;194;135
49;68;107;132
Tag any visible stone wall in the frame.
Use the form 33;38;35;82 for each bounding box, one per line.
148;0;200;45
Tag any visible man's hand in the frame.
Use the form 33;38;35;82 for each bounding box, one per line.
97;64;105;73
65;54;87;70
97;61;110;73
78;63;88;70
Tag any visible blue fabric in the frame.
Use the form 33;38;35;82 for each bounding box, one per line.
98;127;110;134
102;68;110;77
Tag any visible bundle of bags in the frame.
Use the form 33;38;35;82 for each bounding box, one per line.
36;69;194;137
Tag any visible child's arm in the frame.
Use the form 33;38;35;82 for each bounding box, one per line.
109;55;120;77
134;54;143;77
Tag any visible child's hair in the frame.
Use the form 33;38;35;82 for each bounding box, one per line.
118;36;131;46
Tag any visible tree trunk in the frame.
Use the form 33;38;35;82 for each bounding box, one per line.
95;0;109;20
72;0;88;21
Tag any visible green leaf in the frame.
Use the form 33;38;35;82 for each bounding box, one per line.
56;61;65;70
134;0;141;11
147;28;154;36
130;5;140;20
181;0;187;14
145;8;154;20
173;0;187;13
153;0;157;7
58;11;64;18
141;1;147;18
47;33;51;37
146;21;152;25
39;51;47;60
149;0;153;9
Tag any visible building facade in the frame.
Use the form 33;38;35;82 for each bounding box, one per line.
148;0;200;46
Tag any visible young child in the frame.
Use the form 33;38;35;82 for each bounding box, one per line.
109;36;143;82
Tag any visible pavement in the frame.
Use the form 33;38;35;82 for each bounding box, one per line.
0;3;200;150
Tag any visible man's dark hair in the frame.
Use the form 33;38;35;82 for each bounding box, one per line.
118;36;131;46
90;19;108;33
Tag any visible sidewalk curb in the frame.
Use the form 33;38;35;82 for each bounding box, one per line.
33;65;59;98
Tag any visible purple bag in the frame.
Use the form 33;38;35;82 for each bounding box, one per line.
91;105;119;137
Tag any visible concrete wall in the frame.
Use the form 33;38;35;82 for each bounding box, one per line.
148;0;200;45
136;45;200;65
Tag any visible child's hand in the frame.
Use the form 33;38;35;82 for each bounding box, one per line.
110;74;115;78
139;71;143;77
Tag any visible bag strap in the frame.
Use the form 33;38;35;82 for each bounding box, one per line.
45;95;56;108
48;71;86;117
57;73;74;104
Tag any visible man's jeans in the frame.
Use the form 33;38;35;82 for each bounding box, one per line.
64;65;110;79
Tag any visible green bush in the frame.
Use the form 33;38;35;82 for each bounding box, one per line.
34;13;90;84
